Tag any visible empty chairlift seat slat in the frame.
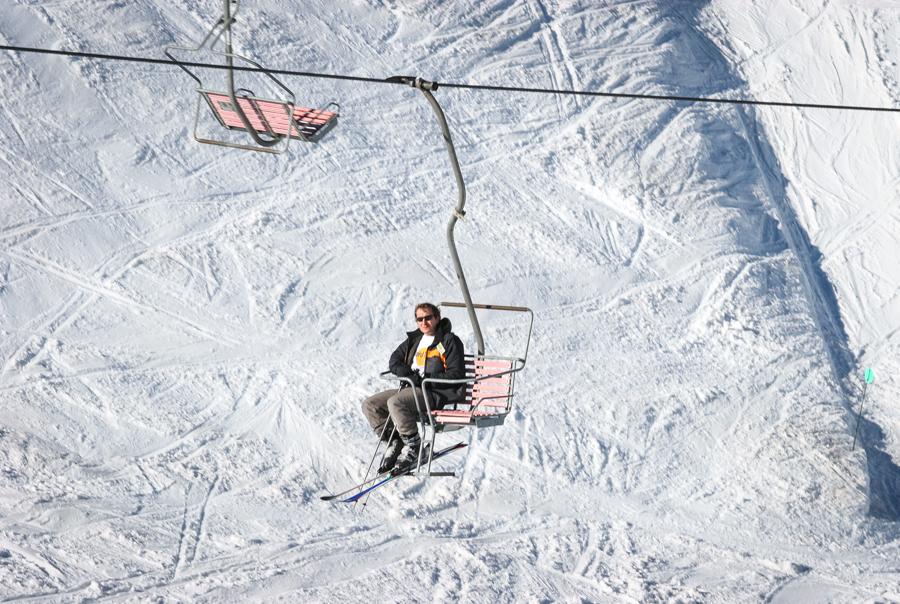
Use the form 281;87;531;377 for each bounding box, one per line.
201;91;339;143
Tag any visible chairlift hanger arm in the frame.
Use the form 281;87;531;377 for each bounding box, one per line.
163;1;239;86
392;74;485;356
222;0;284;148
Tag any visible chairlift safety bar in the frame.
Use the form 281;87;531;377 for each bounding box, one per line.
440;301;534;364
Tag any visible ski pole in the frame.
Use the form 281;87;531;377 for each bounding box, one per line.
852;367;875;450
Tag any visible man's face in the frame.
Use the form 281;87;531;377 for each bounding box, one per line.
415;310;438;336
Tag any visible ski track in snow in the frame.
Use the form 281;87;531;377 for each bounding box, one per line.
1;0;899;601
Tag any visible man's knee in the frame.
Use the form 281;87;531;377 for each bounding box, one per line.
388;392;421;430
364;390;388;409
362;392;389;427
386;393;407;414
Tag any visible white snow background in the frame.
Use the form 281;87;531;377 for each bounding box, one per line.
1;0;899;601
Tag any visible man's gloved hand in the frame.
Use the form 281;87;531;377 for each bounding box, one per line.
408;371;423;387
394;367;413;379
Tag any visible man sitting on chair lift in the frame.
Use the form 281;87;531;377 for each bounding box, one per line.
362;303;466;474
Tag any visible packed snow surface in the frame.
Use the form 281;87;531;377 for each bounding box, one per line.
0;0;898;601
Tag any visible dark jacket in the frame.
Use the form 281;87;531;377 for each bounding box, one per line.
389;317;466;405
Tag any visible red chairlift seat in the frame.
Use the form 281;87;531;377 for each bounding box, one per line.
200;90;339;143
431;357;515;428
165;0;338;153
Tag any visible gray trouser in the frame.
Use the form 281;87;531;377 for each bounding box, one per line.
361;387;424;439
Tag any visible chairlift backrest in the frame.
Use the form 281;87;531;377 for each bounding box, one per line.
431;355;516;428
469;357;514;413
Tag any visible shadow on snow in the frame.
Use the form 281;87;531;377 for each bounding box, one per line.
666;1;900;522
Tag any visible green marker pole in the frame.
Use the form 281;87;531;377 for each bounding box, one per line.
852;368;875;450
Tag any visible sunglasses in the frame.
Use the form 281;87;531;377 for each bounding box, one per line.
416;314;435;323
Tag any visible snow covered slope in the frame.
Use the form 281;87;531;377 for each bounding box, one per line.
0;0;897;601
706;0;900;524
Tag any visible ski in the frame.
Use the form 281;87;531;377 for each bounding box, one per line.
319;470;392;502
320;441;468;503
341;441;467;503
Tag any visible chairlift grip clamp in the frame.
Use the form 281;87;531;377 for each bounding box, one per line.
386;75;439;91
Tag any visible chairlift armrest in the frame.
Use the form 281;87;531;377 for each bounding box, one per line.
379;358;525;388
425;371;506;386
380;371;418;387
421;376;472;387
470;394;514;412
380;373;436;402
422;360;525;387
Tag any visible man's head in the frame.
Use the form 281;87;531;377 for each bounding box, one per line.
414;302;440;336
